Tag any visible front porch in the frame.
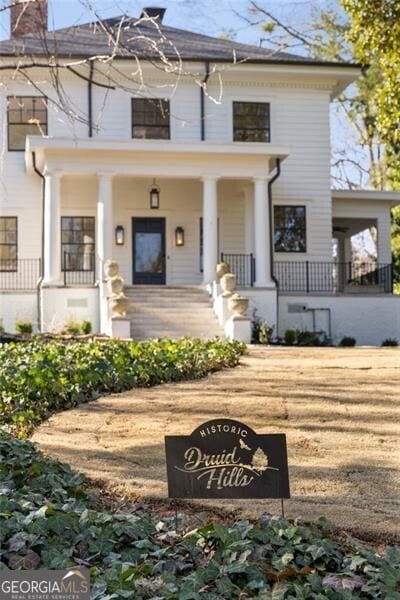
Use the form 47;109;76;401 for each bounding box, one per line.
26;137;290;294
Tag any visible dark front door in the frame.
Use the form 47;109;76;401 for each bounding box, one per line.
132;217;166;284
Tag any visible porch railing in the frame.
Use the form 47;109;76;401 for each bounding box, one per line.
63;252;96;286
0;259;41;290
220;253;255;287
274;261;393;294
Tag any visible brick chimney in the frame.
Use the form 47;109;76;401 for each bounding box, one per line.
10;0;48;37
140;7;166;23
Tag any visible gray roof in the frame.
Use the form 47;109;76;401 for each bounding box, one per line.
0;16;355;67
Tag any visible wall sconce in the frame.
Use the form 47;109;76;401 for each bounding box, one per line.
115;225;125;245
175;226;184;247
149;179;160;209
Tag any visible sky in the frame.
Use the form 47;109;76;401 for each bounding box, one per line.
0;0;329;44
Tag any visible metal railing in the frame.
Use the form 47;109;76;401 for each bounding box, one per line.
221;253;255;287
274;261;393;294
63;252;96;286
0;259;41;290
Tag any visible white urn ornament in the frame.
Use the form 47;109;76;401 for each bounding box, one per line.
216;261;230;281
109;294;130;316
220;273;236;297
228;293;249;316
104;260;119;278
107;275;124;296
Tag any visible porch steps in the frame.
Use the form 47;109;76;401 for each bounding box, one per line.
123;286;225;340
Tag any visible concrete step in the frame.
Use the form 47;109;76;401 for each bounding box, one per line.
124;285;225;340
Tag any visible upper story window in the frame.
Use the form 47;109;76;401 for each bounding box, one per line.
7;96;48;151
233;101;271;143
274;206;306;253
0;217;17;270
132;98;170;140
61;217;95;271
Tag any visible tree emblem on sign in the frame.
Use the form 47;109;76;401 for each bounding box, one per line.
251;447;269;472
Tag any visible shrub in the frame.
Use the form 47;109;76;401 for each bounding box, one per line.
339;336;357;347
80;319;92;335
283;329;328;347
15;320;33;335
284;329;297;346
381;338;398;347
63;318;82;335
63;318;93;335
0;338;245;436
251;316;274;344
296;330;322;346
0;432;398;599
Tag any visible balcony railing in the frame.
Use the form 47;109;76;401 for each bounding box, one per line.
220;253;255;287
0;259;41;290
274;261;393;294
63;252;96;286
219;254;393;294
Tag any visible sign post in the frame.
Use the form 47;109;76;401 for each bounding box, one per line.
165;418;290;519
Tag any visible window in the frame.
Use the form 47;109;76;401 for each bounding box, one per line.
0;217;17;270
61;217;95;271
233;101;270;142
274;206;306;252
7;96;48;151
132;98;170;139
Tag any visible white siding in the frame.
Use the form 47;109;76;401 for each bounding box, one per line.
204;80;332;260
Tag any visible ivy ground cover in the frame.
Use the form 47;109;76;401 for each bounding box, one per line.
0;338;245;437
1;433;399;599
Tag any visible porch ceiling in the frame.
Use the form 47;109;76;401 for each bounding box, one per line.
333;217;376;236
26;136;290;180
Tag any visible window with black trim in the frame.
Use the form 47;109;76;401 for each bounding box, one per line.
61;217;95;271
274;206;306;252
0;217;17;270
7;96;48;151
233;101;270;142
132;98;170;139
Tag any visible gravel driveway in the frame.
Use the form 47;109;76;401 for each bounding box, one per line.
33;346;400;541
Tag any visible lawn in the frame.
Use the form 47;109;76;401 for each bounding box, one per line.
32;346;400;543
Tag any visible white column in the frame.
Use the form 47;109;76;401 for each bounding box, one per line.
377;215;392;263
97;172;114;279
244;186;254;255
253;176;274;287
344;235;352;264
202;176;219;285
43;170;62;284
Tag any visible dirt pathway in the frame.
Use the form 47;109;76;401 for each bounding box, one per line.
33;346;400;541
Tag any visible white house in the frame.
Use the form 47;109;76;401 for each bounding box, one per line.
0;2;399;344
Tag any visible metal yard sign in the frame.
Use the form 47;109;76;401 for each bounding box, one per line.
165;419;290;500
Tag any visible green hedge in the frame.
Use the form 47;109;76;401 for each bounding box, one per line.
0;338;245;436
1;433;399;599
